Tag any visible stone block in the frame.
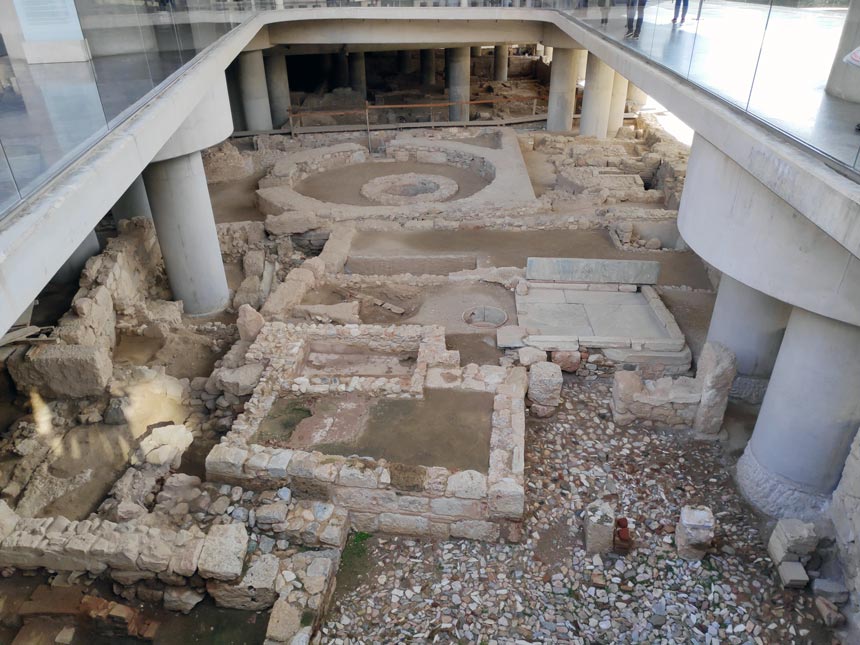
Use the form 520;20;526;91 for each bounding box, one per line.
266;597;302;644
518;347;547;367
0;500;19;540
205;444;249;479
778;561;809;589
676;505;715;561
338;463;378;489
693;342;736;436
208;554;279;610
430;497;483;518
264;212;322;236
8;344;112;398
450;520;500;541
584;500;615;555
528;362;562;407
237;304;265;342
218;363;264;397
812;578;849;604
446;470;487;499
768;518;818;564
497;326;527;349
378;513;430;535
197;523;249;581
488;479;525;519
266;450;293;479
526;257;660;285
551;350;581;373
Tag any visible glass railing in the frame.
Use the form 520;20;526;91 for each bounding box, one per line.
555;0;857;175
0;0;855;225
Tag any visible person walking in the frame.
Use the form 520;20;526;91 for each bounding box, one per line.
625;0;647;40
672;0;689;25
598;0;612;27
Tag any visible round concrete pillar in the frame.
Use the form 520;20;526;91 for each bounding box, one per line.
607;72;629;137
265;52;291;129
54;231;100;284
471;46;483;58
420;49;436;88
239;50;273;131
626;83;648;112
737;306;860;519
546;48;577;132
572;49;587;86
398;50;412;75
112;175;152;223
349;52;366;99
580;52;614;138
143;151;229;316
826;0;860;102
706;275;791;378
447;47;470;122
334;52;349;88
494;45;508;82
544;45;554;63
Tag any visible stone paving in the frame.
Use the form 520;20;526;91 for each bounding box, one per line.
319;378;829;644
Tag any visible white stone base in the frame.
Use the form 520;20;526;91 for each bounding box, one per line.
736;449;829;521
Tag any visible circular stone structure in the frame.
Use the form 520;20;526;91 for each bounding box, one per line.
463;306;508;329
360;173;459;206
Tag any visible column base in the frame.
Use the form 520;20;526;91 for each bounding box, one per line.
736;449;829;521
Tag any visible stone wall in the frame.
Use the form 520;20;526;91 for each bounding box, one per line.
830;431;860;603
258;143;369;190
610;342;736;434
8;218;170;398
205;322;527;542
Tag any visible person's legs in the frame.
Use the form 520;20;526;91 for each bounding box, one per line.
673;0;681;22
680;0;689;22
626;0;636;34
634;0;647;36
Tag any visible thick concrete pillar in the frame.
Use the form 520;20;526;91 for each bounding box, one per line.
112;175;152;223
544;45;554;63
349;52;366;99
54;231;100;284
706;275;791;379
580;53;614;138
447;47;470;122
494;45;508;82
572;49;587;86
826;0;860;102
737;307;860;519
265;52;291;129
239;50;273;131
143;151;229;316
334;52;350;88
606;72;629;137
546;48;577;132
420;49;436;88
398;50;412;75
626;83;648;112
471;46;483;58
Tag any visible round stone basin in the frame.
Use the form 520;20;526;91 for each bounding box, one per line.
462;305;508;329
360;173;459;206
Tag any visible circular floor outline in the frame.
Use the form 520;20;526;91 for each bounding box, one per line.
360;173;459;206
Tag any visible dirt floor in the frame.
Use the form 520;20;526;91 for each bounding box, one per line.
518;135;557;196
404;282;516;334
256;390;494;473
349;229;713;289
294;160;490;206
657;288;717;364
209;170;268;224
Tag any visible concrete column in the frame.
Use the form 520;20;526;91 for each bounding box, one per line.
546;48;577;132
420;49;436;88
398;50;412;75
444;49;452;89
54;231;100;285
143;151;229;316
606;72;629;137
349;52;366;99
447;47;470;122
626;83;648;112
706;275;791;379
239;50;273;131
334;51;350;88
826;0;860;102
112;175;152;223
494;45;508;82
572;49;587;86
471;46;483;58
737;306;860;519
580;53;614;138
544;45;554;63
265;52;291;129
460;0;468;6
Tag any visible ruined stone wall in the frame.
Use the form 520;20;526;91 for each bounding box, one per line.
258;143;369;190
385;140;496;181
830;432;860;602
7;219;169;399
610;342;736;435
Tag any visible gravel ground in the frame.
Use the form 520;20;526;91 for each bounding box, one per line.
320;378;833;644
